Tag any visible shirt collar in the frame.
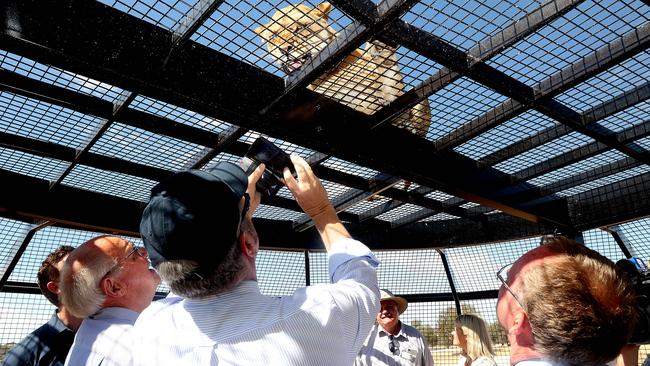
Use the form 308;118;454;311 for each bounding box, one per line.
377;322;403;338
184;280;261;307
89;307;140;324
48;310;72;333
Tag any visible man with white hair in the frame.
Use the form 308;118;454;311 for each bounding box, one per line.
132;156;380;365
355;289;433;366
59;235;160;366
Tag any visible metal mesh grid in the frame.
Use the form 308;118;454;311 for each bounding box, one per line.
0;293;54;344
62;165;158;202
526;149;627;187
191;0;353;77
425;191;455;201
375;250;451;294
256;249;306;296
454;110;558;161
403;0;544;51
0;218;31;277
98;0;200;30
425;78;509;141
253;204;304;221
375;203;424;222
597;101;650;133
494;131;594;174
345;195;393;215
488;0;649;86
238;132;317;158
445;236;539;292
323;157;383;180
420;213;460;222
636;136;650;150
90;122;207;171
557;164;650;197
581;227;628;262
0;148;68;181
130;95;235;135
307;250;328;285
0;51;125;102
613;217;650;259
0;92;105;150
555;51;650;113
6;226;103;283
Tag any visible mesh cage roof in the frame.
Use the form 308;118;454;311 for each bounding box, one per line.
0;0;647;249
0;0;649;360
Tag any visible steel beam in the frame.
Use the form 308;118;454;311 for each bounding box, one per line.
481;82;650;166
0;0;575;227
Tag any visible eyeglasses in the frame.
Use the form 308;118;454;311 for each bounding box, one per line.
496;262;525;310
388;335;398;354
102;244;147;280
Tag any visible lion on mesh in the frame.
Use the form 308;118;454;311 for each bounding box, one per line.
254;2;431;138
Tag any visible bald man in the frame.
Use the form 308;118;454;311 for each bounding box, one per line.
59;236;160;366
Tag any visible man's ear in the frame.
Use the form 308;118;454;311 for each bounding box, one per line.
102;277;125;298
46;281;60;295
239;232;257;259
509;310;529;336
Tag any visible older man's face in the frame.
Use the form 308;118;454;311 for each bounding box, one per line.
377;300;400;329
98;236;161;311
496;245;555;331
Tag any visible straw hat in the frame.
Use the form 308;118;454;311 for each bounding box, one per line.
380;289;408;315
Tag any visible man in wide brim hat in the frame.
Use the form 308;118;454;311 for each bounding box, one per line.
355;289;433;365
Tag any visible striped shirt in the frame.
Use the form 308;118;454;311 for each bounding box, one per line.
131;238;380;365
355;323;433;366
65;307;139;366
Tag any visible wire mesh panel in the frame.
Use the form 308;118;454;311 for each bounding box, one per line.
488;0;649;86
90;122;207;171
612;216;650;260
0;293;54;346
375;250;451;294
403;0;544;52
98;0;202;30
0;148;69;181
0;51;125;102
62;165;158;202
0;219;31;278
582;227;628;262
256;249;306;296
0;92;106;150
445;237;540;293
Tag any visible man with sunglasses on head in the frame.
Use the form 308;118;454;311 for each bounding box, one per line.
496;235;637;366
132;156;380;365
355;289;433;366
59;235;160;366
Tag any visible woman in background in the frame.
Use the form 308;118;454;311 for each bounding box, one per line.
451;314;498;366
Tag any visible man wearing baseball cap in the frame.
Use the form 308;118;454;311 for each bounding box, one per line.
355;289;434;366
132;155;380;365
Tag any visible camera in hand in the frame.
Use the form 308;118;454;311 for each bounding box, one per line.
241;137;296;197
617;257;650;344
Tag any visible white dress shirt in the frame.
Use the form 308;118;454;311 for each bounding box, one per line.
132;238;380;365
65;307;139;366
355;322;433;366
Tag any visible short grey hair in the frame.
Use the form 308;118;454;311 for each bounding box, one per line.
60;254;117;318
156;240;244;299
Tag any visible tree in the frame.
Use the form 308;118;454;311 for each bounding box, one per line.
434;304;478;347
487;321;508;345
411;319;438;347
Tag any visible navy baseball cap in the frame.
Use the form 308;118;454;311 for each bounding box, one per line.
139;162;248;268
